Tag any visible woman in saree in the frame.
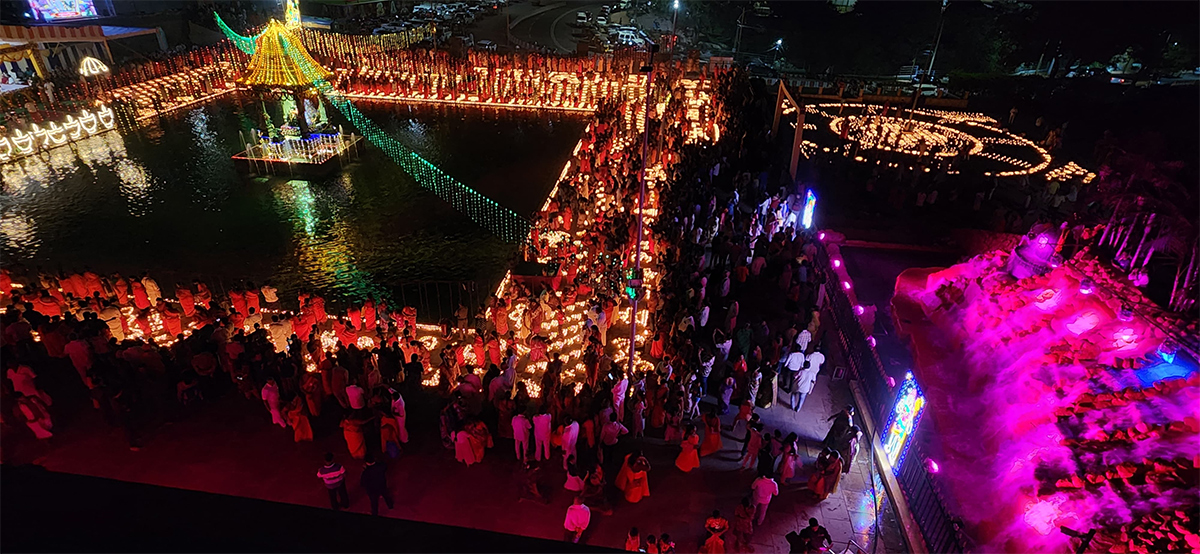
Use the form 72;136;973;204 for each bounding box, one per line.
807;448;843;501
675;423;701;472
699;411;723;457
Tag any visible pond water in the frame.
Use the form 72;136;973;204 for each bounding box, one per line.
0;97;586;307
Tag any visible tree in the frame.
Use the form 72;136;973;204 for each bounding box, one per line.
1091;136;1198;312
1161;42;1198;73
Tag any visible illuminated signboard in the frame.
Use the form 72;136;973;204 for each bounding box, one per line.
801;189;817;229
882;371;925;473
27;0;98;20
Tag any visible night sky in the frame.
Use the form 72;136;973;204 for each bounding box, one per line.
717;0;1199;75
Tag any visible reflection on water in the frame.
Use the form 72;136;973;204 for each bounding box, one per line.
0;212;39;255
0;98;585;304
280;179;318;236
274;179;386;300
114;159;155;217
76;131;128;169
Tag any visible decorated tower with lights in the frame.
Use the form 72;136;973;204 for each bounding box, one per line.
218;1;362;175
237;19;331;138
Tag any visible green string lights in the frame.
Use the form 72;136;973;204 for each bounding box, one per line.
214;12;259;55
282;39;532;244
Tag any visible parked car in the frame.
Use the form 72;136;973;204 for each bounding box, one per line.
609;28;644;47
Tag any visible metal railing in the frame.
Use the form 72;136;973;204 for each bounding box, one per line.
392;280;483;326
202;277;486;327
814;240;966;554
897;441;965;553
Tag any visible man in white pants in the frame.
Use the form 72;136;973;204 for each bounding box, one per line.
561;419;579;469
792;356;822;412
512;413;532;462
533;411;552;461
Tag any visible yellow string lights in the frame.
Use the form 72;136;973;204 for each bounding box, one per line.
78;56;110;77
239;20;330;89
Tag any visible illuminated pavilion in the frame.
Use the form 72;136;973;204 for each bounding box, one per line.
237;19;331;138
222;16;360;175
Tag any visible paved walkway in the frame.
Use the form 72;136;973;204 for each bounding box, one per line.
5;350;904;553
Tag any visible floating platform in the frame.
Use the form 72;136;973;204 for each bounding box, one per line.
232;132;362;177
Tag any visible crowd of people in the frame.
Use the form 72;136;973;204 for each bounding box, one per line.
0;265;435;452
329;48;721;113
2;64;871;553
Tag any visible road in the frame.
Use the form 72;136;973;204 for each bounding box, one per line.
509;1;609;53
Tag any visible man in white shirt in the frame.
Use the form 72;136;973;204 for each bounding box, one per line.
599;412;628;463
751;473;779;525
783;348;806;393
699;348;715;396
795;328;812;353
806;350;826;374
99;301;124;341
268;315;290;353
345;381;366;410
260;282;279;305
792;360;821;412
141;273;161;306
677;313;694;334
563;496;591;543
612;372;629;416
244;307;262;332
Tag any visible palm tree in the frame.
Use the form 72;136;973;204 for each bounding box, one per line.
1091;147;1198;313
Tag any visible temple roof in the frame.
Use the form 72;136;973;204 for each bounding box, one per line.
237;19;330;89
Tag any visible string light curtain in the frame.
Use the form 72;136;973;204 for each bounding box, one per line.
239;21;330;88
298;26;435;60
215;12;259;55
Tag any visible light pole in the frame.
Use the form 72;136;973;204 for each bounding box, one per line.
772;38;783;64
627;40;658;376
671;0;680;52
732;6;747;58
911;0;948;111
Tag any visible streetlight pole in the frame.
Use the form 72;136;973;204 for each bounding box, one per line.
732;6;746;58
627;41;657;376
671;0;679;51
911;0;948;111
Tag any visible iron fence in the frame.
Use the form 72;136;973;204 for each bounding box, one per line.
898;441;966;553
814;241;966;554
393;280;484;326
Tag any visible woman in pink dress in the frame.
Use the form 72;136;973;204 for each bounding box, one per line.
699;411;723;457
675;423;701;472
778;433;800;483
